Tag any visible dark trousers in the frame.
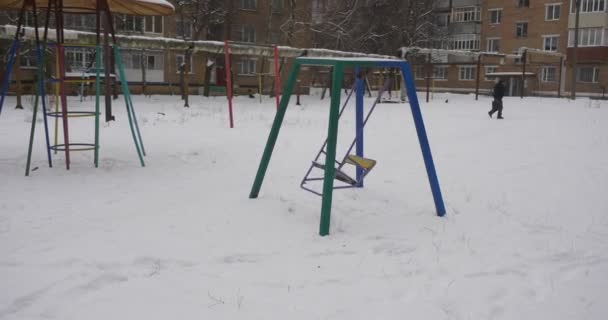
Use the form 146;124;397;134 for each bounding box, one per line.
489;99;503;117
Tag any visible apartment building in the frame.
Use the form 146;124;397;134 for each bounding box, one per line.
0;0;312;95
413;0;607;97
566;0;608;95
480;0;568;96
413;0;483;92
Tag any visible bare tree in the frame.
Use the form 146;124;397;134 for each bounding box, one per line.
173;0;227;105
310;0;442;55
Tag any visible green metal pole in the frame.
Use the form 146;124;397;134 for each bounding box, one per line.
25;68;42;177
113;47;145;167
249;62;301;199
94;45;101;167
319;63;344;236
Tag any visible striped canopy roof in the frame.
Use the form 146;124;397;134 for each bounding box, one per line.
0;0;174;15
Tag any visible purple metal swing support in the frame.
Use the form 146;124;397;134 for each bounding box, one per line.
300;76;392;196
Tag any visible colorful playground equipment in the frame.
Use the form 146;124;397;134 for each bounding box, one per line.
0;0;174;176
249;57;446;236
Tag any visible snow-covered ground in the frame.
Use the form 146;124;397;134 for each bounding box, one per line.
1;91;607;319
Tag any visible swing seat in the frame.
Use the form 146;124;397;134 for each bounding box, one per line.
311;161;358;186
345;155;377;171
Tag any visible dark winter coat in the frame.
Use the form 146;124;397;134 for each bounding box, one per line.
493;81;506;101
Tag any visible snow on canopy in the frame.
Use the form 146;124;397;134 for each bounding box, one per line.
0;0;174;16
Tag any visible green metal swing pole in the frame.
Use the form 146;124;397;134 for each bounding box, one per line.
113;47;145;167
103;0;146;157
124;82;146;156
102;0;144;166
319;63;344;236
249;62;301;199
93;0;102;167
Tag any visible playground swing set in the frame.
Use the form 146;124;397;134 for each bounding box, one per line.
249;57;446;236
0;0;174;176
222;42;281;129
300;75;393;195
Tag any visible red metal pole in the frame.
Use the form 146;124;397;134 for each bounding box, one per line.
224;41;234;128
273;45;280;111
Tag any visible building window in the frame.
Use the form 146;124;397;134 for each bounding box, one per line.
452;6;481;23
65;14;95;30
568;28;606;47
270;32;281;44
19;50;37;69
240;0;256;10
545;4;561;20
176;20;193;39
541;66;557;82
435;13;449;27
144;16;163;34
543;35;559;51
449;34;480;50
489;8;502;24
433;66;448;80
272;0;283;13
459;66;476;81
239;58;257;75
176;54;193;73
516;22;528;38
121;51;163;70
414;66;426;80
485;66;498;81
239;25;256;43
577;67;600;83
513;50;524;64
518;0;530;8
570;0;607;13
66;48;94;71
487;38;500;52
117;15;144;32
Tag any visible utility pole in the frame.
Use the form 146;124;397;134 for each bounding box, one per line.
570;0;580;100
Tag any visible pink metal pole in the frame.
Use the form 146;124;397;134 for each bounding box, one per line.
273;45;280;111
224;41;234;128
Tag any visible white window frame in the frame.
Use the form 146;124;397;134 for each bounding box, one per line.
66;47;93;71
433;66;448;81
120;15;144;33
570;0;607;13
176;54;193;73
568;28;606;47
541;66;558;82
577;66;600;83
176;19;193;39
488;8;502;24
19;50;37;69
487;37;501;52
459;65;476;81
240;0;257;10
516;21;528;38
545;3;561;21
240;25;256;43
239;58;257;76
414;65;426;80
144;16;163;34
449;34;480;50
484;65;498;81
542;35;560;52
452;6;481;23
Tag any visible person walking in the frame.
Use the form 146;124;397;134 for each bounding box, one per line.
489;79;506;119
